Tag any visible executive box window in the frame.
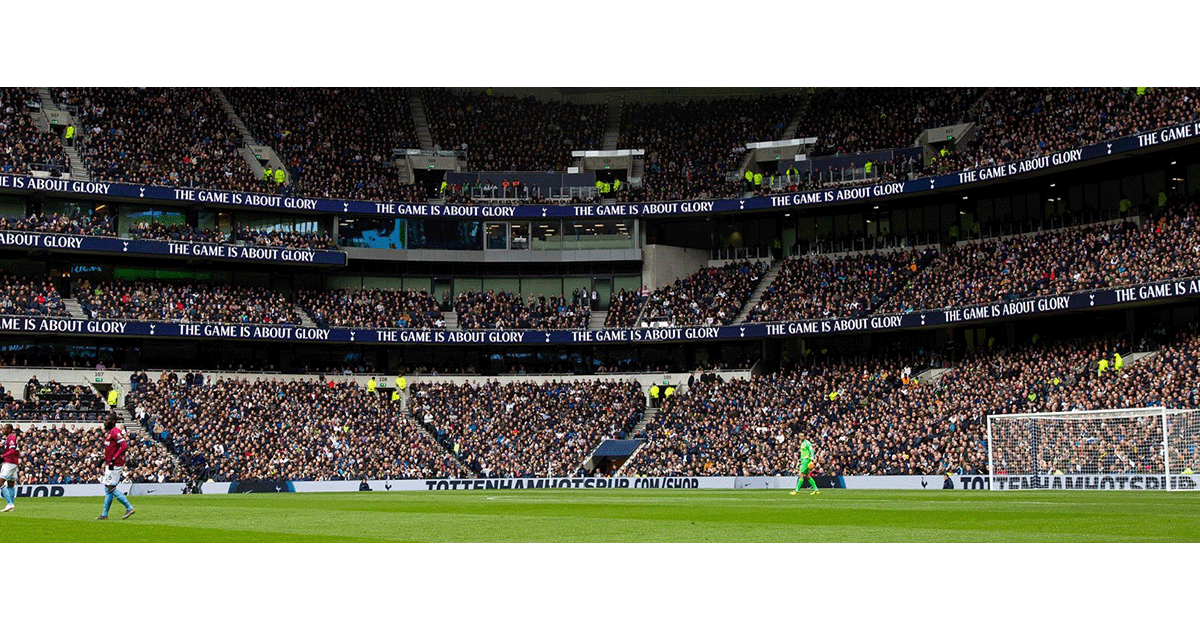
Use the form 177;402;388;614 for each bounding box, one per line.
485;222;508;250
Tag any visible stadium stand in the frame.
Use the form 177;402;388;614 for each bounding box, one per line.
128;376;464;481
0;87;69;176
616;94;802;202
454;290;589;330
6;86;1200;487
0;377;105;423
224;87;419;201
75;279;301;325
422;88;606;173
797;87;979;157
236;226;334;249
605;287;648;328
18;424;187;484
55;87;268;193
0;273;68;318
744;249;935;323
409;378;645;477
297;287;443;330
0;211;115;237
932;87;1200;175
623;329;1200;477
637;260;768;327
880;198;1200;313
129;220;226;244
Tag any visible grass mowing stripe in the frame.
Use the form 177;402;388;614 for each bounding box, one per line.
0;490;1196;542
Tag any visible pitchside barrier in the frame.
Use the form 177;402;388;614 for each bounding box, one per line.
10;473;1196;497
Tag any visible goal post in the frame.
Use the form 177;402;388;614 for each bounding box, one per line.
986;407;1200;491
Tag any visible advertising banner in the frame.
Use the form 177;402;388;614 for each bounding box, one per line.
13;474;1194;496
0;231;346;266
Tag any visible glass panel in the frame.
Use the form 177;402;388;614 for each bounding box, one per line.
523;278;561;300
510;222;529;250
613;275;641;294
337;217;407;249
563;222;584;250
453;278;482;297
0;195;25;219
593;278;612;310
482;277;518;294
402;276;432;294
1121;174;1143;210
1099;179;1120;212
485;222;508;250
405;219;481;250
532;220;560;251
121;206;187;238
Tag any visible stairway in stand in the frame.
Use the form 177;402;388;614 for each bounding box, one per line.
63;298;87;319
588;310;607;330
733;259;784;324
410;93;435;152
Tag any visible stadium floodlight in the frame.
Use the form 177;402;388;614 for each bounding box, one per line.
986;407;1199;491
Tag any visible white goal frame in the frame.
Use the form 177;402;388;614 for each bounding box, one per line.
986;407;1199;491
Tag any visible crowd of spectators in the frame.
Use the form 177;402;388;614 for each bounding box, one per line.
454;290;590;330
624;352;946;476
0;87;69;176
409;378;645;478
0;211;115;236
797;88;979;157
236;227;335;250
745;249;936;323
17;424;187;484
16;87;1200;214
129;376;466;481
881;199;1200;313
6;376;106;422
604;287;649;328
55;87;268;193
297;287;443;329
14;88;1200;213
224;88;418;202
423;89;606;173
0;353;114;369
637;261;768;327
76;279;301;325
616;93;803;203
128;220;226;243
931;87;1200;176
620;326;1200;478
6;326;1199;482
0;273;68;318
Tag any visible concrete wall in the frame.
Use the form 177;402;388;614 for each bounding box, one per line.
642;244;711;291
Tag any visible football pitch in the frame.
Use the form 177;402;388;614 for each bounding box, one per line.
1;489;1197;542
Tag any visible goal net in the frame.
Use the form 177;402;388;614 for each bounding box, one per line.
986;407;1200;491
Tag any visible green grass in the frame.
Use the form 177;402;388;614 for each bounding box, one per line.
3;490;1197;542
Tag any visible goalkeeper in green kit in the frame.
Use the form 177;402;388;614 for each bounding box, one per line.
791;435;820;495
